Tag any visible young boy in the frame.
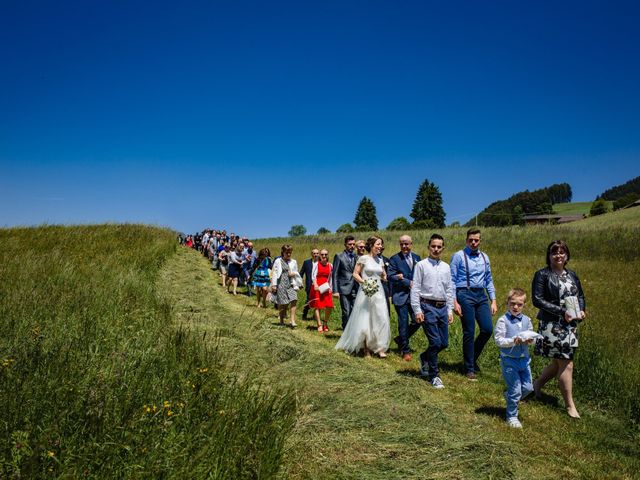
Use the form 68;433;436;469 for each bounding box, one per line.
410;234;454;389
494;288;535;428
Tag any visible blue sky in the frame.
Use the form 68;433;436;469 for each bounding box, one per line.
1;0;639;237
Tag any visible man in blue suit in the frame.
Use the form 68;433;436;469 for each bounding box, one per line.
388;235;421;361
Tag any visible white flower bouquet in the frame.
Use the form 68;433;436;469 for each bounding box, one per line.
361;278;379;297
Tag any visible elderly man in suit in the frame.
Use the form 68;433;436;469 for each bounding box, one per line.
332;235;358;329
388;234;422;361
299;248;320;319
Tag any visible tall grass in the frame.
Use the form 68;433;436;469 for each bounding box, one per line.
254;208;640;425
0;224;295;478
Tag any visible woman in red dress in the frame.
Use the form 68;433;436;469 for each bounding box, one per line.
311;249;334;333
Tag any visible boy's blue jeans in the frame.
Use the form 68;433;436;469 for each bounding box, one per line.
500;355;533;420
418;303;449;379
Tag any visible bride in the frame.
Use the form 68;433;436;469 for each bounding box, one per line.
336;235;391;358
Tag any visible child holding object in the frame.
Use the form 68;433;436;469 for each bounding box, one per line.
494;288;539;428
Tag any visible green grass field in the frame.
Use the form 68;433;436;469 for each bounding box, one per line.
0;225;294;478
552;201;613;215
1;207;639;478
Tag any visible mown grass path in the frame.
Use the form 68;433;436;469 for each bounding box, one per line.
164;247;639;479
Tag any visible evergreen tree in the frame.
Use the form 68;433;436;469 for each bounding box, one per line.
353;197;379;231
317;227;331;235
410;179;446;228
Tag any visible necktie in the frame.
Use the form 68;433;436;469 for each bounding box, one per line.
406;254;413;269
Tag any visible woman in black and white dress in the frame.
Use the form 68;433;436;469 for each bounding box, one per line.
532;240;586;418
271;245;300;328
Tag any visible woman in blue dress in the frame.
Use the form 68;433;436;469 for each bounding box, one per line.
251;248;273;308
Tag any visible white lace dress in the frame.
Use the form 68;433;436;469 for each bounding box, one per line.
335;255;391;355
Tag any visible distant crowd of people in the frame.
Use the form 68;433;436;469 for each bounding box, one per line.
179;228;586;428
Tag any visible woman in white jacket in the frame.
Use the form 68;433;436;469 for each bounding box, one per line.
271;244;301;327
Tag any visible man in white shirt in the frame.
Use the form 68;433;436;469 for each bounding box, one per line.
410;234;454;389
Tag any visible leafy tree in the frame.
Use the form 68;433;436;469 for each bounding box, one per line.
410;179;446;228
613;193;639;211
545;183;573;204
386;217;411;231
336;223;354;233
317;227;331;235
449;221;461;227
411;219;436;230
589;199;609;216
513;205;525;226
288;225;307;237
353;197;379;231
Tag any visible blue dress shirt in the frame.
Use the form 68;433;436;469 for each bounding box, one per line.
450;246;496;300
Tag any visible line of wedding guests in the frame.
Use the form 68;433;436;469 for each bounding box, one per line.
181;228;587;427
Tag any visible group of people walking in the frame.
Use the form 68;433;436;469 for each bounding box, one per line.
182;227;587;427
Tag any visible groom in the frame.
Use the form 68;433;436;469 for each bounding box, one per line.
332;235;358;329
388;235;421;361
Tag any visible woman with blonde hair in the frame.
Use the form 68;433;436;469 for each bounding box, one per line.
311;249;334;332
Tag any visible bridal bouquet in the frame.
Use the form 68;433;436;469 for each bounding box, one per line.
361;278;379;297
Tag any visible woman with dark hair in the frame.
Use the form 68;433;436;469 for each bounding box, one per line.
532;240;586;418
336;236;390;357
271;244;300;327
227;242;246;295
251;248;273;308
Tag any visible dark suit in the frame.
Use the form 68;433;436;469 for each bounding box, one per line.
388;251;421;354
332;250;358;328
299;258;315;318
378;254;391;315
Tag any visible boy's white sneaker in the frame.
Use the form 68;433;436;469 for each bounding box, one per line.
507;418;522;428
431;376;445;389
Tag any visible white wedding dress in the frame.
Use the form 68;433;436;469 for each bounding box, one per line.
335;255;391;355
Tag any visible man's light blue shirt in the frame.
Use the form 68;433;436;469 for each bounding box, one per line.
450;246;496;300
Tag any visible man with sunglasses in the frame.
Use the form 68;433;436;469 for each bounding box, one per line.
450;228;497;381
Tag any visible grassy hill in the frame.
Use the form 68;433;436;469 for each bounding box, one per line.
552;201;613;216
2;211;639;478
0;225;293;478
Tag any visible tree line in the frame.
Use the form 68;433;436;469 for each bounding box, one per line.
464;183;573;227
288;178;446;236
596;175;640;211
